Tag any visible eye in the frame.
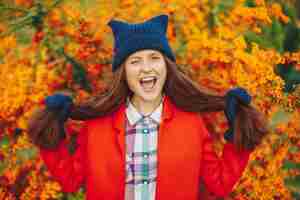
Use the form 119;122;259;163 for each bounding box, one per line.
130;60;139;64
152;56;160;60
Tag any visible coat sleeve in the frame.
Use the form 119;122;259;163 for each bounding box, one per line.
39;122;88;193
198;116;252;197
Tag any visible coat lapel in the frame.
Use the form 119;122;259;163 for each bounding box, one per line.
155;96;174;199
111;102;126;199
112;102;126;157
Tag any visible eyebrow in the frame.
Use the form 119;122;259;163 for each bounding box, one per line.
129;53;161;60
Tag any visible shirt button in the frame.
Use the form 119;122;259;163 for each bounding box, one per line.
143;153;149;158
143;181;149;184
143;129;149;134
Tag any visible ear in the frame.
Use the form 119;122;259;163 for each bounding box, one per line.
148;14;169;34
107;19;128;36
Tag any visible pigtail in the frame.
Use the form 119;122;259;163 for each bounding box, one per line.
164;57;269;151
27;64;129;149
27;108;63;149
233;103;268;151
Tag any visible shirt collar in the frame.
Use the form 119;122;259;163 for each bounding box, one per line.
126;95;164;126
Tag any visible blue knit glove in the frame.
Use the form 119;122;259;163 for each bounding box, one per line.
45;93;73;122
45;94;73;138
224;87;251;142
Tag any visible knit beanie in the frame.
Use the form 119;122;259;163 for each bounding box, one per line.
107;14;176;72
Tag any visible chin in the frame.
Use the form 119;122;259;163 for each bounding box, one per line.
138;91;162;102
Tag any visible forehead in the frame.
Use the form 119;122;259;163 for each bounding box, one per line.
127;49;162;59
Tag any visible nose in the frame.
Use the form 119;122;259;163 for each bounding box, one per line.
140;59;154;73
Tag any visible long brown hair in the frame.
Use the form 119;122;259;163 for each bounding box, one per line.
27;56;268;151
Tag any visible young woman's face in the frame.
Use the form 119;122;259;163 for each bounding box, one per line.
124;49;167;103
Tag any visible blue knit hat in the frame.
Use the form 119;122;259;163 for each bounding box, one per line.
107;14;176;72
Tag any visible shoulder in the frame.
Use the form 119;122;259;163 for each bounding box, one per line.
83;103;125;129
172;104;204;124
163;96;205;126
84;114;113;130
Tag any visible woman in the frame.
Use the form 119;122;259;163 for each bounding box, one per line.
28;14;268;200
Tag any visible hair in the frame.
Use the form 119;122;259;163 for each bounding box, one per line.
27;56;268;151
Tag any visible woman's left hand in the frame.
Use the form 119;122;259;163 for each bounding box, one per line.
223;87;252;142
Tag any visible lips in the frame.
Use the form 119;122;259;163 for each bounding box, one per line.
139;76;157;91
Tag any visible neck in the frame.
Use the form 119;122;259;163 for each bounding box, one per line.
131;94;164;116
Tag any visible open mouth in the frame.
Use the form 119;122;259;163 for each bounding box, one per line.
139;76;157;91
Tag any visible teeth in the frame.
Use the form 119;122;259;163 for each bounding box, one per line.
141;76;156;82
140;76;157;91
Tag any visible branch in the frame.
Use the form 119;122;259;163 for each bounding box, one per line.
0;4;29;13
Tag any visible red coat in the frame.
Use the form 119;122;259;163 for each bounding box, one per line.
40;95;251;200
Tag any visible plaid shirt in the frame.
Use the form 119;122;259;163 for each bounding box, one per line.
124;96;164;200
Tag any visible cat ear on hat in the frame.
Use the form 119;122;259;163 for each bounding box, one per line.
107;19;128;36
147;14;169;34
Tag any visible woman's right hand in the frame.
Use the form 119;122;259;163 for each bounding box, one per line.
27;93;74;149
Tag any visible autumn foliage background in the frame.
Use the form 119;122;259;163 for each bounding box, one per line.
0;0;300;199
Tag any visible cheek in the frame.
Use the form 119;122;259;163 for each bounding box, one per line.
127;78;138;91
158;65;167;83
125;69;139;90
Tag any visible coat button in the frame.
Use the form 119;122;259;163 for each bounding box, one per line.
143;129;149;134
143;180;149;184
143;153;149;158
